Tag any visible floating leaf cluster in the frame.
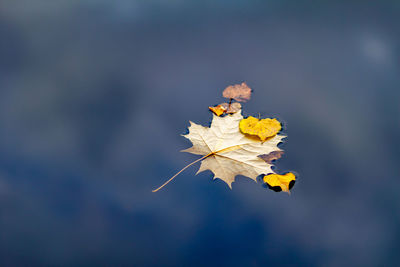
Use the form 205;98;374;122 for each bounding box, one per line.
153;83;296;193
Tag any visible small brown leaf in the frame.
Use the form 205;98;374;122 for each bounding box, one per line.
259;150;284;164
222;82;252;102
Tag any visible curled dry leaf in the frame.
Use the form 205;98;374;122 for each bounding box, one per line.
222;82;252;102
209;105;226;116
260;150;284;164
221;102;242;114
239;116;282;141
209;102;242;116
263;172;296;193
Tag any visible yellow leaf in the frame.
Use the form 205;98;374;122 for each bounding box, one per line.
209;105;226;116
263;172;296;193
239;116;282;141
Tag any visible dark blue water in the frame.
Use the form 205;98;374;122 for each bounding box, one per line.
1;1;399;266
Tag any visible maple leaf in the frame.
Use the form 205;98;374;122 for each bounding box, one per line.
152;110;285;191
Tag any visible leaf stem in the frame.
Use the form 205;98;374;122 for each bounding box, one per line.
228;98;233;110
152;153;213;192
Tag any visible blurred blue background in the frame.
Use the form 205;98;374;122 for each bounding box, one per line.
1;1;399;266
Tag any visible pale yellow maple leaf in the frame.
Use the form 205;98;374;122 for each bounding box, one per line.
153;110;285;192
